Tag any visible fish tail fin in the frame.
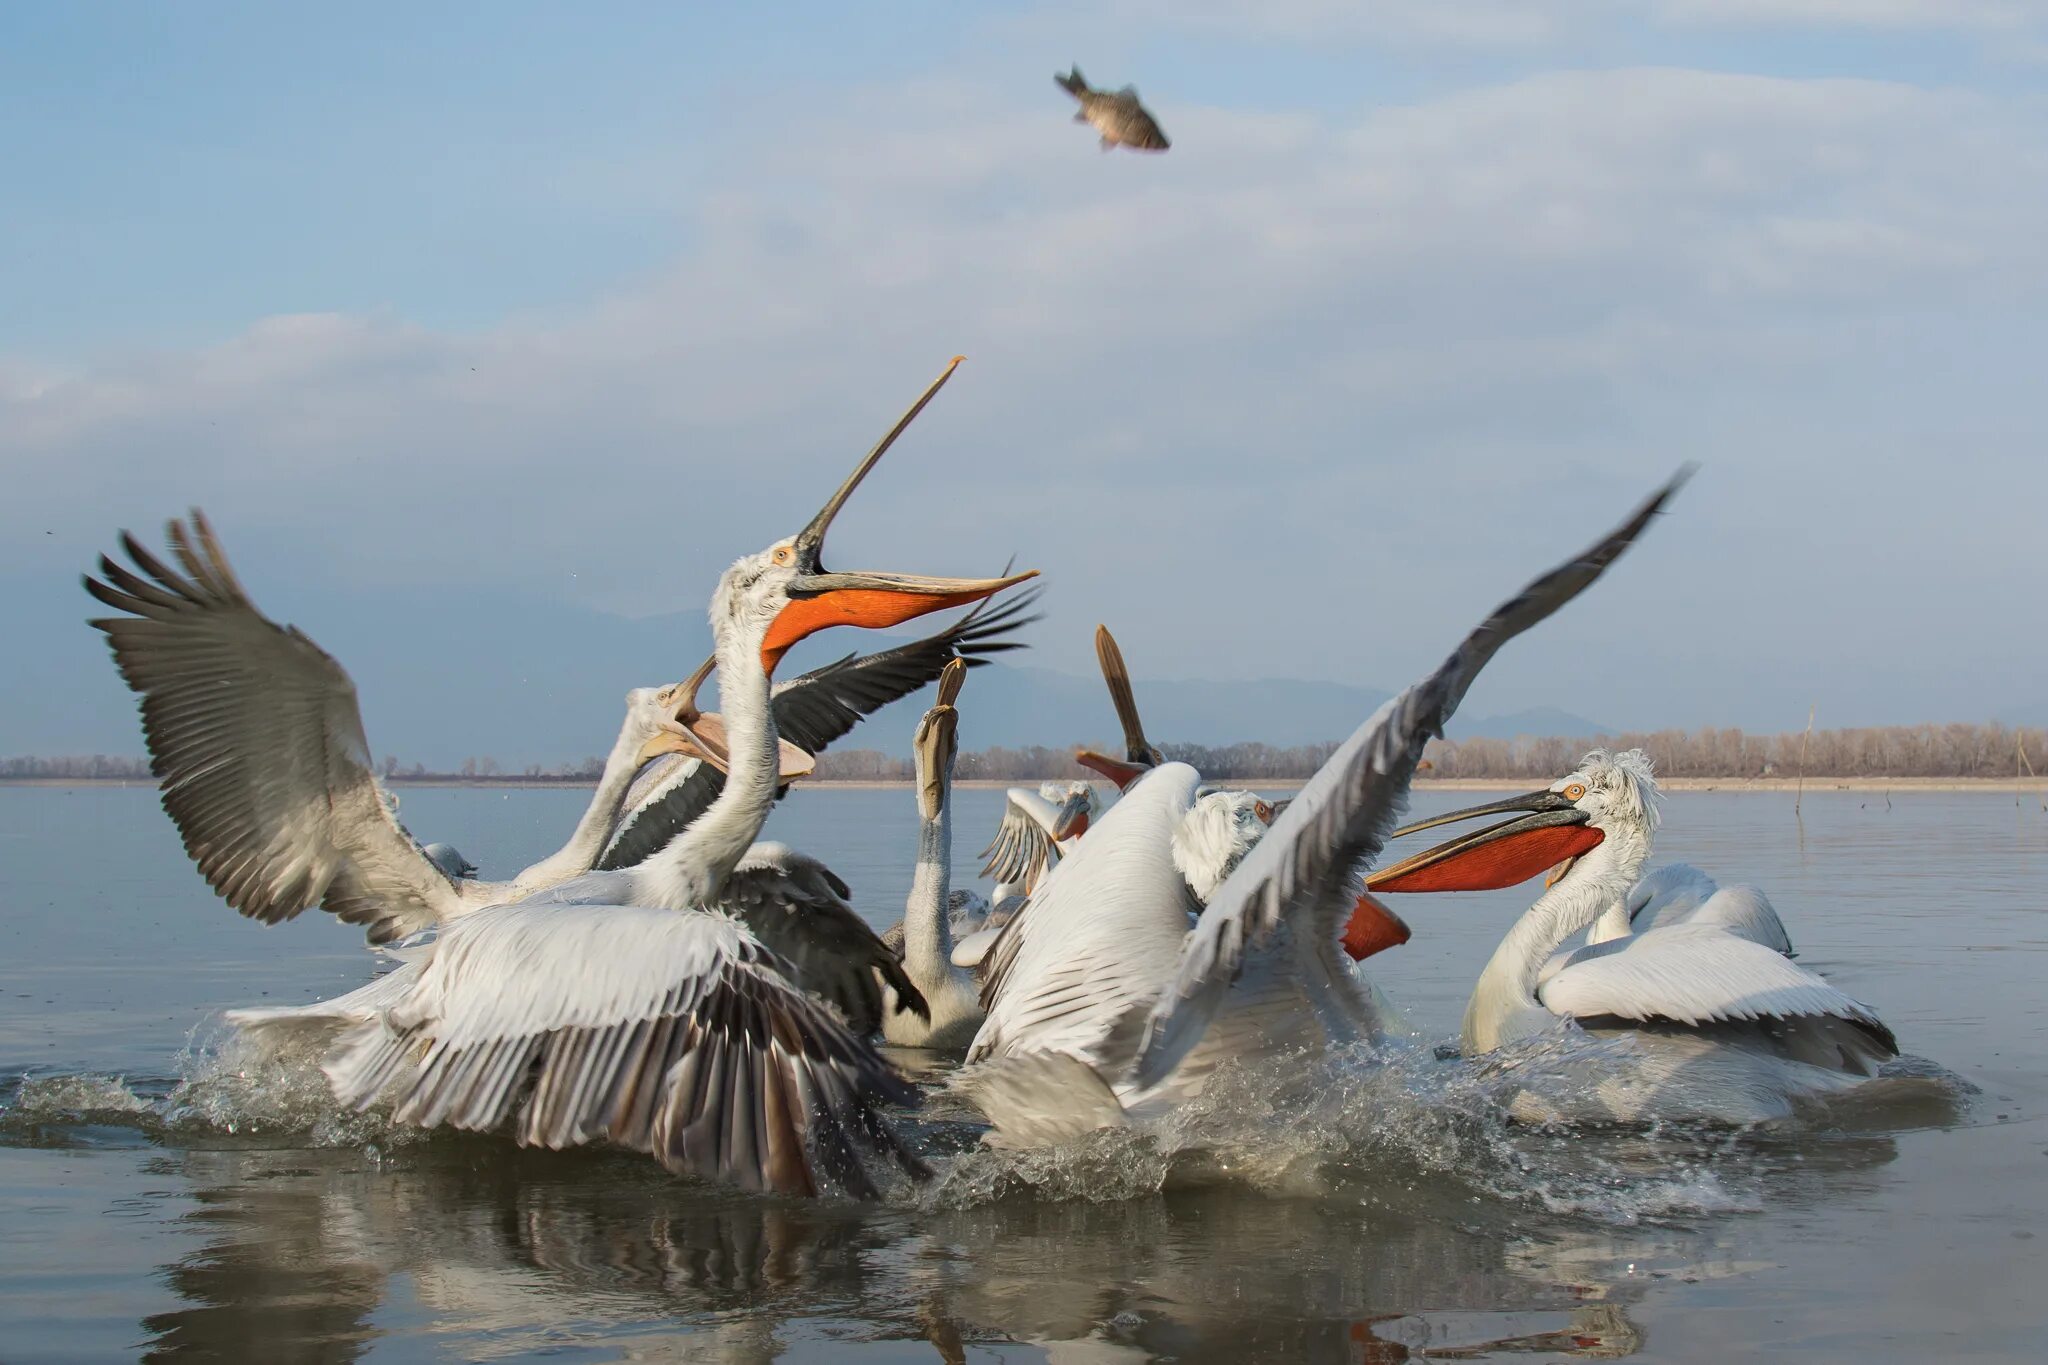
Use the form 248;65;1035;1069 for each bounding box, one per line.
1055;66;1088;97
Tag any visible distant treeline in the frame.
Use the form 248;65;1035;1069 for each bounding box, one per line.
7;723;2042;783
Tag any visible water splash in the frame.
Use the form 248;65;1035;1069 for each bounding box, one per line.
5;1013;1969;1223
915;1024;1968;1220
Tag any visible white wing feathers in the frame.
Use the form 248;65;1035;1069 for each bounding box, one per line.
84;513;464;944
1632;866;1795;956
978;788;1064;891
323;902;926;1198
1540;923;1889;1045
967;765;1203;1067
1134;472;1690;1087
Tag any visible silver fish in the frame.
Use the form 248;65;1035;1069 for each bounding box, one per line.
1055;66;1169;153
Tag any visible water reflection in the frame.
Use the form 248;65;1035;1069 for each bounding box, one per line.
126;1123;1904;1364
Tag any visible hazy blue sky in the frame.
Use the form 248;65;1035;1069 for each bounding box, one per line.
5;1;2045;747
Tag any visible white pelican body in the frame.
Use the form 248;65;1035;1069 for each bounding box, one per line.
955;475;1688;1144
1380;750;1894;1125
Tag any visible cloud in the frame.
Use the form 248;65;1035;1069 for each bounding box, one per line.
1106;0;2048;44
6;63;2046;733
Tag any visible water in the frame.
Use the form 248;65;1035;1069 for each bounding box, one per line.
2;784;2044;1362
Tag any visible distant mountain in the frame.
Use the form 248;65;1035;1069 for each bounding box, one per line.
5;573;1606;766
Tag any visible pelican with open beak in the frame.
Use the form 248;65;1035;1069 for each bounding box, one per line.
1369;786;1609;894
1332;784;1607;962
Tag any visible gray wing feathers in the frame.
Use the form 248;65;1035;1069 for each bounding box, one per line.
978;790;1061;889
1135;472;1691;1085
713;845;927;1034
84;513;461;944
322;903;926;1198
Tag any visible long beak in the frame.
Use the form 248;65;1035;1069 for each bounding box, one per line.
662;654;818;779
635;726;700;767
765;568;1039;673
914;657;967;819
1095;624;1163;766
763;355;1038;670
790;356;964;566
1051;790;1092;841
914;704;957;821
1075;748;1150;790
1365;789;1603;894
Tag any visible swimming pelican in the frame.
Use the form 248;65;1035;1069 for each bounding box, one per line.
1370;748;1892;1123
954;473;1687;1143
135;358;1035;1193
876;659;986;1049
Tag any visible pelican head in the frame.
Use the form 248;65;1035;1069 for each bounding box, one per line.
1367;748;1661;894
1037;779;1099;840
421;842;478;882
1171;789;1271;902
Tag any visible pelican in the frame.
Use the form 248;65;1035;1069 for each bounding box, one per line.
949;624;1279;974
1369;748;1893;1123
953;472;1687;1143
113;357;1038;1194
978;781;1098;904
84;519;1035;955
875;659;986;1049
86;513;1041;1043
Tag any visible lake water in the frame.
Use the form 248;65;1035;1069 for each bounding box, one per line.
2;783;2044;1362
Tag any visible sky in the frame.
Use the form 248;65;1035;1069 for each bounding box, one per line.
5;0;2046;755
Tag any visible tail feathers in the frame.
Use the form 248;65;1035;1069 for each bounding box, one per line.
1055;66;1089;97
950;1052;1126;1147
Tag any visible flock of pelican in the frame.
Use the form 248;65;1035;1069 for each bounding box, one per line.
84;359;1899;1199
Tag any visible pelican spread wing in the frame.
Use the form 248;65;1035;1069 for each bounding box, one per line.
84;513;462;944
977;787;1067;891
713;843;927;1035
596;588;1041;872
322;901;928;1198
1539;923;1894;1057
1136;472;1691;1086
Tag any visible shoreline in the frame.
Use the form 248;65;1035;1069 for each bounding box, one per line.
8;776;2046;794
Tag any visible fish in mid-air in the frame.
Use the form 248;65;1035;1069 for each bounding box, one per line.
1055;66;1169;153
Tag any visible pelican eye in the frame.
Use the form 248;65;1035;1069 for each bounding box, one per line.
1562;782;1587;801
771;545;795;566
